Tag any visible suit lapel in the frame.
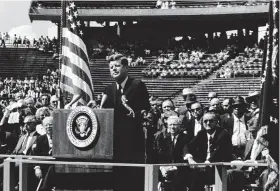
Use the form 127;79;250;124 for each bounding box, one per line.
15;135;25;153
229;115;234;135
26;132;37;153
123;77;132;95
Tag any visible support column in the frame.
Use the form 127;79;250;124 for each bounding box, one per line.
3;158;16;191
57;22;61;41
252;26;258;45
144;165;159;191
215;165;227;191
19;161;28;191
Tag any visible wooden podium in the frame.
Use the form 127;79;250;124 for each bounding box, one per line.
52;108;114;160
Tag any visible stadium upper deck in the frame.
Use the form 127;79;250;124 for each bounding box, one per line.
29;0;269;24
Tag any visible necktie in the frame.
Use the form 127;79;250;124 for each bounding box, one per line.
172;136;176;148
209;136;214;156
115;84;123;106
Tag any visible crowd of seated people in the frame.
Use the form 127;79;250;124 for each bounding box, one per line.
143;49;231;79
0;32;58;53
217;46;263;78
156;0;176;9
31;0;268;10
144;88;278;191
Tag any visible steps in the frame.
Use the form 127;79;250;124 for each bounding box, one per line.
174;77;261;108
0;48;58;79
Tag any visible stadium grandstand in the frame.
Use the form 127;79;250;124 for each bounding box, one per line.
0;0;278;191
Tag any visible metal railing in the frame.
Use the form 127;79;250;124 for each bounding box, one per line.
0;155;268;191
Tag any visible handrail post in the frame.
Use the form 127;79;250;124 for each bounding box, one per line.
18;160;28;191
144;165;159;191
215;165;227;191
3;158;16;191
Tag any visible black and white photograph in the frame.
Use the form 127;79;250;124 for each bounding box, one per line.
0;0;278;191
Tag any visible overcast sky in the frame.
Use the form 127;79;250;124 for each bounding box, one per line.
0;0;57;39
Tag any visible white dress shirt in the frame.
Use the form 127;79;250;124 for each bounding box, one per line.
194;119;202;136
232;115;247;147
116;76;128;93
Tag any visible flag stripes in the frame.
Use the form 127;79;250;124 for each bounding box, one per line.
60;1;94;105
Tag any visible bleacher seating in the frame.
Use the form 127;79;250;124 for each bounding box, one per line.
217;50;263;78
174;77;261;107
33;0;268;10
0;48;262;105
90;58;199;98
142;51;231;79
0;48;58;79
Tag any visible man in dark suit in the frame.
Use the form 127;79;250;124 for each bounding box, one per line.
178;88;196;123
220;96;250;159
102;54;150;191
103;53;150;162
184;112;232;191
156;116;192;191
183;102;204;141
33;116;55;191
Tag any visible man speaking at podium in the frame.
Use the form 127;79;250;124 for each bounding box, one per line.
102;54;150;191
103;53;150;163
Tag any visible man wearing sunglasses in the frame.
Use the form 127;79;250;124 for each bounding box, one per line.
185;102;204;141
184;112;232;191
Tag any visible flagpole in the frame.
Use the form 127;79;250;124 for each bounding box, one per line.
58;0;66;109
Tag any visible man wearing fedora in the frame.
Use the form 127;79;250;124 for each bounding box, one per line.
178;88;196;123
220;96;250;159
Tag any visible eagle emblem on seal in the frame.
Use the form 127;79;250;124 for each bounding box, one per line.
66;106;98;148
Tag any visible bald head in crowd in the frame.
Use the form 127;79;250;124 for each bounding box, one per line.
162;99;175;113
222;98;233;114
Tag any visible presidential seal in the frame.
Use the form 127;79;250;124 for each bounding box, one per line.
66;106;98;148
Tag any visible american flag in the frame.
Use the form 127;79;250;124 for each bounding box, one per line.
258;1;279;190
60;1;94;105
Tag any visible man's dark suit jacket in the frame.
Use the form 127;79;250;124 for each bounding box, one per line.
182;117;204;141
34;134;51;156
12;131;39;155
187;128;232;163
103;77;150;162
220;113;249;137
156;132;191;163
156;132;192;191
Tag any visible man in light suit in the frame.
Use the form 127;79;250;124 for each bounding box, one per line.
12;115;39;191
102;54;150;191
12;115;38;155
184;112;232;191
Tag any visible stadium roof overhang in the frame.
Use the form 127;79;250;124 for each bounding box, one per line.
29;4;269;27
